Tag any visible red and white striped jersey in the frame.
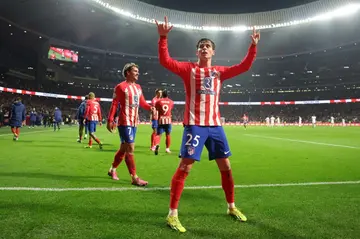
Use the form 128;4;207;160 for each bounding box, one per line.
155;97;174;125
151;97;160;120
84;100;102;122
108;81;151;127
158;36;257;126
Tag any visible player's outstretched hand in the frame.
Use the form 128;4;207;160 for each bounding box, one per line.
155;16;173;36
251;27;260;45
99;122;103;127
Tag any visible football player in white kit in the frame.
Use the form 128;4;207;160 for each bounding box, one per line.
270;116;275;127
298;116;302;127
342;118;346;127
330;116;335;127
311;115;317;128
276;117;281;126
265;117;270;127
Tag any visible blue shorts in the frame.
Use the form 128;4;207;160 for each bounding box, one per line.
118;126;137;143
10;120;22;128
151;120;158;129
180;126;231;161
88;121;98;133
157;124;172;135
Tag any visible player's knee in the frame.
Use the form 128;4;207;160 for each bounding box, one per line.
178;158;195;172
216;158;231;171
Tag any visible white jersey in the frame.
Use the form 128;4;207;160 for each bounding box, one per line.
265;117;270;125
342;119;346;125
299;117;302;124
270;117;275;125
276;117;280;124
311;116;316;123
330;117;334;124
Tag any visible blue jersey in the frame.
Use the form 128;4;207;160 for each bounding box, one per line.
54;109;62;122
30;111;37;121
10;102;26;122
76;100;87;120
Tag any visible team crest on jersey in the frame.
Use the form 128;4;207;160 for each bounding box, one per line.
210;70;219;78
187;146;195;156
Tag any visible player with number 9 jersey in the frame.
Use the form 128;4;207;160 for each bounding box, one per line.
154;90;174;154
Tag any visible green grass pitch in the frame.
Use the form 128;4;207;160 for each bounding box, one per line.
0;125;359;239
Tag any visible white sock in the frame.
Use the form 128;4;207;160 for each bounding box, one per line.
110;167;116;172
169;209;178;217
228;203;235;209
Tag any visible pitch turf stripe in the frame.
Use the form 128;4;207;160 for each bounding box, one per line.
244;134;360;149
0;180;359;192
0;127;73;137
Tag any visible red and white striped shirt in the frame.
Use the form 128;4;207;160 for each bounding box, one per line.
108;81;151;127
155;97;174;125
151;97;160;120
158;36;257;126
84;100;102;122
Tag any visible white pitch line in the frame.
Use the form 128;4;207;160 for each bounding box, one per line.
0;180;359;192
0;127;73;137
244;134;360;149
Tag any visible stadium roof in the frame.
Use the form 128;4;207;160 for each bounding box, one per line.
138;0;318;14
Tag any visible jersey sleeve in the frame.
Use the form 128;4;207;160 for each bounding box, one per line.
97;103;102;122
22;105;26;121
139;93;151;111
218;44;257;81
108;86;120;123
84;102;90;120
158;36;191;78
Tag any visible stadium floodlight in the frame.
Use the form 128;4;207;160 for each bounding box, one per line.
90;0;360;31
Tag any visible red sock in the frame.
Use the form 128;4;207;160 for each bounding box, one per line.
221;170;235;204
112;150;125;168
95;137;101;144
125;153;136;177
166;134;171;148
16;128;20;136
170;168;189;209
89;138;93;146
151;132;156;147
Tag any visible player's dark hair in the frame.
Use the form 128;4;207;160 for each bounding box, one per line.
15;97;21;102
162;90;168;98
122;63;139;78
196;38;216;50
84;95;89;100
155;89;162;94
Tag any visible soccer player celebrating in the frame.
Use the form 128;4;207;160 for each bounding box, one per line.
156;16;259;232
106;63;154;186
154;90;174;155
150;89;162;151
54;107;62;131
9;97;26;141
76;95;89;143
84;92;103;149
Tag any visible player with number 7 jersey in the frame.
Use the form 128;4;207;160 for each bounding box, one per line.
106;63;153;186
156;16;259;233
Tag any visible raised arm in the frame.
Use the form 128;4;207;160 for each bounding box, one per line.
156;16;189;76
219;27;260;81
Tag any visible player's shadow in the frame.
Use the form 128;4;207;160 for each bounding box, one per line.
245;220;305;239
